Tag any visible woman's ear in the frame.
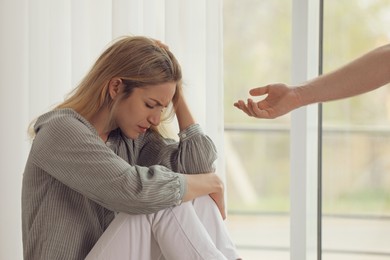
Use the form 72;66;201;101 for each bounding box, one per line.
108;78;123;99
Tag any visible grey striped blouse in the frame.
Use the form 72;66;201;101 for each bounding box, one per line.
22;108;217;260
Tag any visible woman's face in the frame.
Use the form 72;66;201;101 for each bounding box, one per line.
115;82;176;139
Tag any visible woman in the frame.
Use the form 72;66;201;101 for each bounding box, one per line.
22;36;240;259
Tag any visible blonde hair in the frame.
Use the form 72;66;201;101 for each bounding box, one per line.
29;36;182;138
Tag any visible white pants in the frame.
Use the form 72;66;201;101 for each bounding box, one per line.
85;195;239;260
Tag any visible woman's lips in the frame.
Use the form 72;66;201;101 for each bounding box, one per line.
138;126;149;133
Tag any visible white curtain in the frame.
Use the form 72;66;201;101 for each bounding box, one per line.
0;0;224;258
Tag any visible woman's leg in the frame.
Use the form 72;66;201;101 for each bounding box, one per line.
192;195;240;259
151;196;240;260
86;197;239;260
150;199;228;260
85;213;160;260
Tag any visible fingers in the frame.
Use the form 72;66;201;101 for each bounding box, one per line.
209;193;226;220
246;99;258;117
216;200;226;220
234;83;290;119
234;99;271;118
249;86;268;96
234;100;252;116
249;99;271;118
248;99;268;117
236;99;260;117
249;98;262;116
220;205;226;220
233;86;269;117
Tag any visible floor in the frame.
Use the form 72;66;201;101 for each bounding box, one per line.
225;214;390;260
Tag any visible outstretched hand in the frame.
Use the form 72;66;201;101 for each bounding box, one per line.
233;83;300;119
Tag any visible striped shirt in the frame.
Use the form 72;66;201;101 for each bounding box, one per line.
22;108;217;260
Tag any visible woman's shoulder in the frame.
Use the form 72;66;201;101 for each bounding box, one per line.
34;108;97;136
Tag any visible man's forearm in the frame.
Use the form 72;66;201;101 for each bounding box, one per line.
297;44;390;106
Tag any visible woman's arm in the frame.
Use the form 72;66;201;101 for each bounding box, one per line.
182;173;226;219
137;124;218;174
31;111;186;215
137;92;226;217
174;91;196;131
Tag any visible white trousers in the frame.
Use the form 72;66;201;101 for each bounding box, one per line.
85;195;239;260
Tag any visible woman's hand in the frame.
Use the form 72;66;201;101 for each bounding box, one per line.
182;173;226;219
209;189;226;220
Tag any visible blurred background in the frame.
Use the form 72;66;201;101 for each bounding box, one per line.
223;0;390;259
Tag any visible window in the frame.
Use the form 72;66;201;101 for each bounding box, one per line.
322;1;390;259
224;0;390;259
223;1;292;259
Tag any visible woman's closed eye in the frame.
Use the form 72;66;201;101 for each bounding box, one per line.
145;102;165;112
145;103;154;109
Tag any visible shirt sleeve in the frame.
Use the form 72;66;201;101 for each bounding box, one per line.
30;114;185;215
136;124;218;174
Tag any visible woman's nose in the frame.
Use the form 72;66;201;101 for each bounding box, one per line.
147;113;161;126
